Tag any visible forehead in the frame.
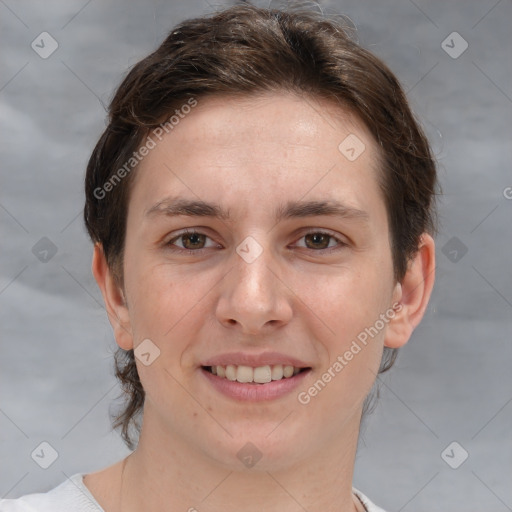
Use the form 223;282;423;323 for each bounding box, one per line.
128;91;385;225
154;92;378;160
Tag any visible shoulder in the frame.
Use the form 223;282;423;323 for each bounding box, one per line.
0;474;104;512
353;487;389;512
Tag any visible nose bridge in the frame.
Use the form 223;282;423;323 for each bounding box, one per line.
232;236;277;307
237;242;273;296
215;234;293;332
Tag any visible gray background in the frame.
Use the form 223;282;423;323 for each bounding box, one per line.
1;0;511;510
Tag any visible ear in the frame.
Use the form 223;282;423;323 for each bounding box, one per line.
92;243;134;350
384;233;435;349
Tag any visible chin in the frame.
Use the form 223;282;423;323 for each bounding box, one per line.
201;421;310;473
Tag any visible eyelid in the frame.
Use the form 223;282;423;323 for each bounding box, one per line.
166;228;220;250
165;227;348;253
293;228;347;247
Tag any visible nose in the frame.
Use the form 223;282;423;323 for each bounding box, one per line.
215;240;293;335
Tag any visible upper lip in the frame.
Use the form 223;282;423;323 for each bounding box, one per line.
201;351;311;368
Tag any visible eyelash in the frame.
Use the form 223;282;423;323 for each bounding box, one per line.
165;228;347;255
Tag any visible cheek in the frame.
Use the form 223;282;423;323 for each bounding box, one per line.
123;257;213;363
316;263;393;338
305;255;394;389
299;273;390;415
124;264;197;405
123;256;174;343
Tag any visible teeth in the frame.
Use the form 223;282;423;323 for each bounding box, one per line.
271;365;284;380
283;365;294;378
236;365;253;383
225;365;237;381
208;364;303;383
253;365;272;383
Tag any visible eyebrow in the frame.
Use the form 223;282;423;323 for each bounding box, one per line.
145;197;370;223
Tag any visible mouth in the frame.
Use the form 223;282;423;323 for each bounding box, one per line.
200;361;312;401
199;352;313;401
202;364;310;384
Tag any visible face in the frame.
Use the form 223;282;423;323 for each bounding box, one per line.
113;91;403;469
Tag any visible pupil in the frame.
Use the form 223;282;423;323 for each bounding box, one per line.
185;233;203;248
307;233;328;249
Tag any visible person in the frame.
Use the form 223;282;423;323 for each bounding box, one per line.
0;3;437;511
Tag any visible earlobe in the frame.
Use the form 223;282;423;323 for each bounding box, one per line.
384;234;436;349
91;244;134;350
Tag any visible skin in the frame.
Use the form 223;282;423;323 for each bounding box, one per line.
86;91;435;512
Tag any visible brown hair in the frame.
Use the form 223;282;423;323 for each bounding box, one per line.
84;3;438;450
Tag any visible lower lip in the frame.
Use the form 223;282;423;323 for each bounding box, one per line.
200;367;311;402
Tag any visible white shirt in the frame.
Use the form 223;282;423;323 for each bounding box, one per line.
0;473;387;511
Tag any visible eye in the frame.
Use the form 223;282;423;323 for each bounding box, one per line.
165;229;347;255
166;229;218;253
294;231;347;252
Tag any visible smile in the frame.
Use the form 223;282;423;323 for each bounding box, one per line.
204;364;306;384
201;363;311;401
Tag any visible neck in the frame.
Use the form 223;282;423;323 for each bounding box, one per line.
119;407;364;512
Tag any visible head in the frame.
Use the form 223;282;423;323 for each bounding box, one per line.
84;4;437;456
